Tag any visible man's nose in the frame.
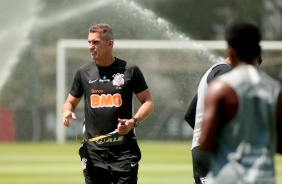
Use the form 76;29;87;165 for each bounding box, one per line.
89;44;95;49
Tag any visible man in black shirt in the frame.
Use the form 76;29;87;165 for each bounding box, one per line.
62;23;154;184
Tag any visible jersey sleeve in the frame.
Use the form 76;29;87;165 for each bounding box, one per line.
184;93;197;129
69;69;84;98
207;64;231;84
131;65;148;94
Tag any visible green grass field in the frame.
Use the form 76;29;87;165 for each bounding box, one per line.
0;141;281;184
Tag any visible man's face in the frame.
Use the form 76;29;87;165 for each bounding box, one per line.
88;32;112;60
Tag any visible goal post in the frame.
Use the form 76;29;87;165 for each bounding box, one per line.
56;40;282;144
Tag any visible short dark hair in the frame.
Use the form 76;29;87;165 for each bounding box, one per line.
89;23;113;41
225;21;261;63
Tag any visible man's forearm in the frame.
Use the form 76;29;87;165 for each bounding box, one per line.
134;101;154;123
62;100;75;113
62;94;81;113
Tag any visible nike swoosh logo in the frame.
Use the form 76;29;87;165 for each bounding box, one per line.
131;163;138;167
89;79;98;84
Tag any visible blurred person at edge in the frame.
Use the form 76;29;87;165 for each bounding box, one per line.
61;23;154;184
199;21;282;184
184;56;232;184
185;53;262;184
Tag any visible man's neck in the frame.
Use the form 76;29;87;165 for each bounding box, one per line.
225;57;232;66
96;55;115;67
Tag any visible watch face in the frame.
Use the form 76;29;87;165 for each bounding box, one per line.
134;121;139;127
133;118;139;127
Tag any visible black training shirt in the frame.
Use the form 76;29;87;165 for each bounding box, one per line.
70;58;148;149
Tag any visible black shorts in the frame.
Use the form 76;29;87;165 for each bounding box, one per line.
79;142;141;184
192;146;211;184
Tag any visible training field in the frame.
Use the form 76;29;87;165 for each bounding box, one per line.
0;141;281;184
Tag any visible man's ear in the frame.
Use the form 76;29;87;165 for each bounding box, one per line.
227;45;236;57
109;40;114;47
227;45;238;67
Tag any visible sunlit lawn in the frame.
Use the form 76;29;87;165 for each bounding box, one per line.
0;141;281;184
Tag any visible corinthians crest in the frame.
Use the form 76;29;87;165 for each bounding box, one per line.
112;73;124;87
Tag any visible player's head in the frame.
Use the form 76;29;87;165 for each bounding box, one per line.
225;21;261;64
89;23;114;41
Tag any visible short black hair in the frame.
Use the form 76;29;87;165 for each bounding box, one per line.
225;21;261;63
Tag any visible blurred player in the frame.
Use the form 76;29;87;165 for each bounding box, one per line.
185;54;262;184
184;57;231;184
199;21;282;183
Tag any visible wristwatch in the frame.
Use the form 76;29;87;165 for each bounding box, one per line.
132;117;139;127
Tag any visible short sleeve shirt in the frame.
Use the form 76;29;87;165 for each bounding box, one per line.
69;58;148;147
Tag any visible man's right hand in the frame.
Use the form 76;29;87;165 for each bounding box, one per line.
62;111;77;127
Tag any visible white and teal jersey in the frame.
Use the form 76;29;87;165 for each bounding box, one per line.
192;61;230;149
207;65;281;184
